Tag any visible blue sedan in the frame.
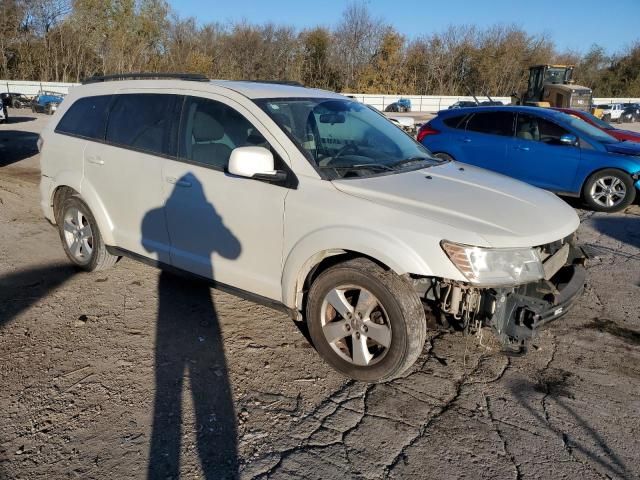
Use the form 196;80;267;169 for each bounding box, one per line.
418;106;640;212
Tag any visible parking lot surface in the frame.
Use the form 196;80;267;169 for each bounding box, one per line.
1;111;639;479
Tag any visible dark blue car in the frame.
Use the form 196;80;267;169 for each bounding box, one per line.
418;106;640;212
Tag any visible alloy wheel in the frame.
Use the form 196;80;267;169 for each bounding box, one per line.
320;285;392;366
589;176;627;209
62;207;94;262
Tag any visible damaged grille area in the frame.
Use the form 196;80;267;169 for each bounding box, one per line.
416;235;586;352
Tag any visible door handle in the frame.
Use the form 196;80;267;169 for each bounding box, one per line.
166;177;192;188
461;138;472;143
87;156;104;165
516;146;530;151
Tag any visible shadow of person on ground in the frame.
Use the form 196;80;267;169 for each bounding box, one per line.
591;216;640;249
142;174;241;479
0;263;76;329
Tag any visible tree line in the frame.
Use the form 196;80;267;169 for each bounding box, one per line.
1;0;639;97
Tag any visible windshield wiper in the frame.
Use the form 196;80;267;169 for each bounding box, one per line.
319;163;394;172
390;156;434;170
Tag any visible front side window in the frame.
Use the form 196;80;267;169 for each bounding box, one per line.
105;94;181;157
516;113;570;144
55;95;112;140
257;97;438;179
466;112;514;136
179;96;267;170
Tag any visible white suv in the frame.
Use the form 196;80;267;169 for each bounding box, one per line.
39;74;586;381
599;103;624;123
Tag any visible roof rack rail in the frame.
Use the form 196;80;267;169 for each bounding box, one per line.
236;80;304;87
81;73;209;84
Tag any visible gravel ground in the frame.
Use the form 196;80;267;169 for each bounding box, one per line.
1;110;639;480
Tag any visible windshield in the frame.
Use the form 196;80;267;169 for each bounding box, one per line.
561;113;619;143
257;97;439;179
578;111;613;129
544;67;568;84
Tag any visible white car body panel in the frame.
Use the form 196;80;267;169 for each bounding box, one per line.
384;115;415;128
332;162;580;248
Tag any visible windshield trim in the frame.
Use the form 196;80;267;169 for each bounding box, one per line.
254;96;438;181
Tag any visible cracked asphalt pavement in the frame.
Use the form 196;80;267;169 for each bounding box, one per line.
1;112;639;479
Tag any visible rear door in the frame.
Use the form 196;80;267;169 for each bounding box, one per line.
508;112;581;191
458;111;514;169
83;92;181;261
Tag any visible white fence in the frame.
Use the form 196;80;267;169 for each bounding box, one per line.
1;79;78;96
344;94;513;112
2;79;640;113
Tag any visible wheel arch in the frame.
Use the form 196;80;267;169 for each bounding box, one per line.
281;228;433;310
51;176;115;246
579;166;638;196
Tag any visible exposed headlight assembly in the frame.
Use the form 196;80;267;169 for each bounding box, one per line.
442;241;544;286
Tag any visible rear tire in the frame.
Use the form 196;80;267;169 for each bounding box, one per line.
306;258;427;382
582;169;636;212
58;196;119;271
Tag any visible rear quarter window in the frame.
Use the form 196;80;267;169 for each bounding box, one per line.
55;95;112;140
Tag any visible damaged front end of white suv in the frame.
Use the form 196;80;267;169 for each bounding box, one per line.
414;234;586;351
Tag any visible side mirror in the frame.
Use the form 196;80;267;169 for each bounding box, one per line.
227;146;286;182
559;134;578;146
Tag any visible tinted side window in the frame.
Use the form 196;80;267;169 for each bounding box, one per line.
516;114;569;144
106;94;181;157
55;95;112;140
443;114;468;129
466;112;514;136
179;96;267;170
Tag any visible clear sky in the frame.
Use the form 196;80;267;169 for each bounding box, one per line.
167;0;639;54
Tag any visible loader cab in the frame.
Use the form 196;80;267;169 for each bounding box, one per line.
522;65;592;112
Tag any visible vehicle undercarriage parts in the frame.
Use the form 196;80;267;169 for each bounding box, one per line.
420;240;587;350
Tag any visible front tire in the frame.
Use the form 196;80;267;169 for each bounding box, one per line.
58;196;119;271
306;258;427;382
582;169;636;212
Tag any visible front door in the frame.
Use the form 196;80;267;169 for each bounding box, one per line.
508;113;581;192
162;94;288;301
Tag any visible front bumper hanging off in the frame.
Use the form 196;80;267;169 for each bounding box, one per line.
489;243;587;347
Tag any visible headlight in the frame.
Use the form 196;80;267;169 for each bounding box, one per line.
442;241;544;286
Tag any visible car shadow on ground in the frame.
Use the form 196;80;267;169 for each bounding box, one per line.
3;115;37;124
0;130;39;167
591;216;640;249
142;174;241;479
0;263;77;329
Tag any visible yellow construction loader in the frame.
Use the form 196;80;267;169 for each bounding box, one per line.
512;65;602;116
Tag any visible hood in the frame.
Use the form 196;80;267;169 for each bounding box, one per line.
332;162;580;248
604;141;640;156
609;130;640;143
